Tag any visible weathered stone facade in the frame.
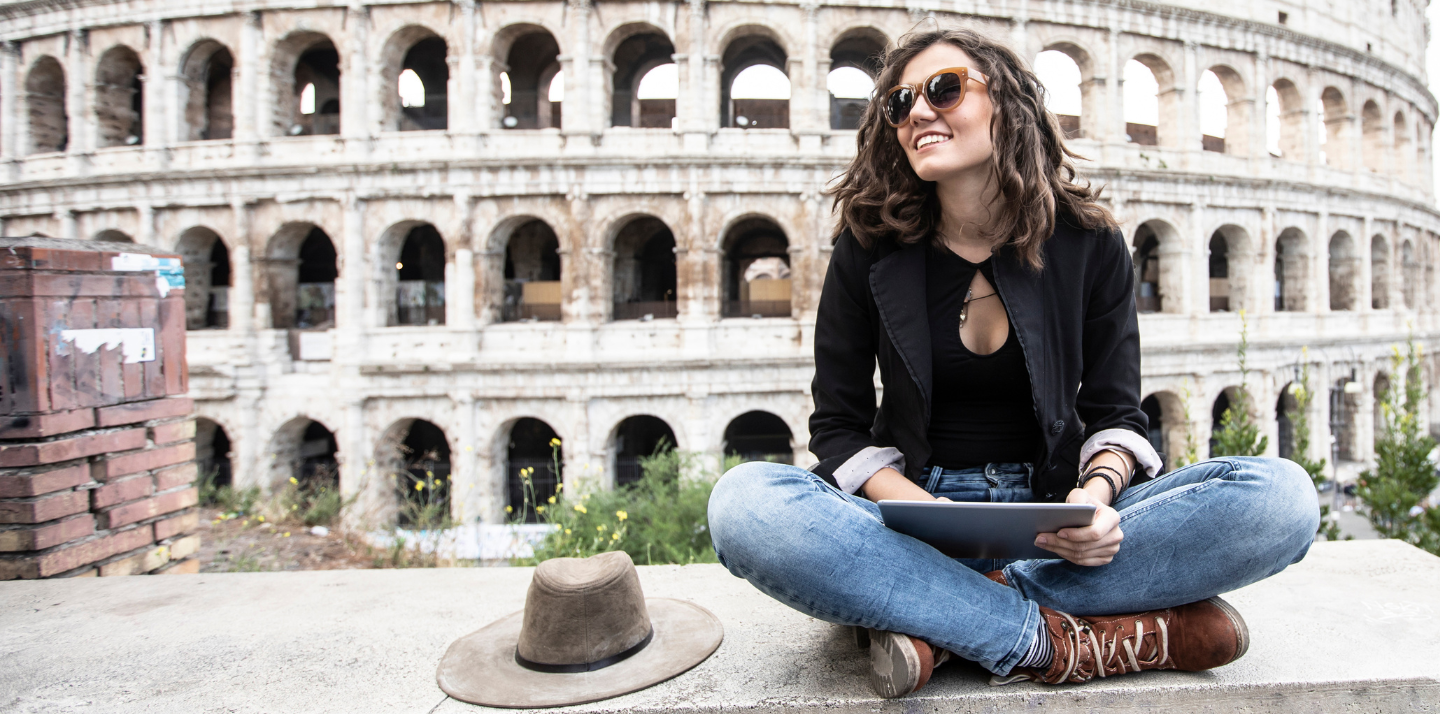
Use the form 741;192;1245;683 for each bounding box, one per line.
0;0;1436;527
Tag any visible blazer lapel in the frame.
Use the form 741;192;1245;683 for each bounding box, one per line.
992;247;1047;428
869;241;932;417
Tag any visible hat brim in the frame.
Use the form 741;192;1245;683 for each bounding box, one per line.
436;597;723;709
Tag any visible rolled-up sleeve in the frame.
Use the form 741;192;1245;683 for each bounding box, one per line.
832;446;906;494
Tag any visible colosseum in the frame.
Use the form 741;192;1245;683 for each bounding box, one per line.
0;0;1435;531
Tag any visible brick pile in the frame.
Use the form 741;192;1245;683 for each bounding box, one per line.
1;237;198;579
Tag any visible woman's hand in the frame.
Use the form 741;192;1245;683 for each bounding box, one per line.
1035;487;1123;566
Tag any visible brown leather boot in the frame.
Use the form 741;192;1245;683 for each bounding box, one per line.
991;596;1249;685
867;630;951;698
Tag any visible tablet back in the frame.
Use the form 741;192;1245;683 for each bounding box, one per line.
877;501;1096;560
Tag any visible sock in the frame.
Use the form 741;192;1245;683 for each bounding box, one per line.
1014;622;1054;669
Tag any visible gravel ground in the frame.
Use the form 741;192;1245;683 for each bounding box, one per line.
197;508;378;572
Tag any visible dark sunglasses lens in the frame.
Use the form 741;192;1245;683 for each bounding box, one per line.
926;72;965;109
885;87;914;125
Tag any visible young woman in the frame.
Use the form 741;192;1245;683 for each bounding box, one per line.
707;27;1320;697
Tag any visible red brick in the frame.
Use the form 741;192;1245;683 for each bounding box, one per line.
0;463;90;498
98;488;198;529
0;298;50;413
0;515;94;551
154;463;198;492
99;543;170;576
0;490;89;524
6;273;158;299
91;475;153;509
26;525;155;578
158;295;187;396
95;298;125;404
95;397;193;427
157;557;199;575
0;428;146;468
120;300;142;399
68;299;100;406
102;442;195;480
150;420;195;445
153;510;198;541
0;408;95;439
0;246;104;272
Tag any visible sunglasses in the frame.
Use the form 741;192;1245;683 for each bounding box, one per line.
882;66;988;128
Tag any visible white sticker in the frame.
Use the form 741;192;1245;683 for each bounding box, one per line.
111;252;185;297
59;328;156;363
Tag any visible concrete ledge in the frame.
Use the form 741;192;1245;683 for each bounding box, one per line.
1;541;1437;713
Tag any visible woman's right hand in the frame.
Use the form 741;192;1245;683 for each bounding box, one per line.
861;467;948;502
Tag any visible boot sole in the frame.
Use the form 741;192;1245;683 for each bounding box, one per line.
868;630;921;699
1206;596;1250;662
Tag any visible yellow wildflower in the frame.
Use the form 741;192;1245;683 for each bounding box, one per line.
240;520;249;527
597;525;605;532
549;438;562;447
415;482;425;491
615;510;628;521
283;532;291;538
573;504;587;514
291;504;298;510
505;505;513;514
536;506;546;514
547;496;556;504
289;477;298;485
564;528;572;535
611;532;621;541
257;516;265;522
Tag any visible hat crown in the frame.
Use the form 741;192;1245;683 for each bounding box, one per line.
516;551;653;667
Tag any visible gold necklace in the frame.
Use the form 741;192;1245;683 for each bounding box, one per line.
958;288;998;330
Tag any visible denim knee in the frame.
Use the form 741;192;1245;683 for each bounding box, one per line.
707;461;808;570
1235;456;1321;558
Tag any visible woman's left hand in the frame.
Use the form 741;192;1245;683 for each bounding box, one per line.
1034;488;1123;566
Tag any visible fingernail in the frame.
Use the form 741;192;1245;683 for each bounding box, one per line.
1036;536;1047;545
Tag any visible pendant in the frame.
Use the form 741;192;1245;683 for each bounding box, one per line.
958;287;972;331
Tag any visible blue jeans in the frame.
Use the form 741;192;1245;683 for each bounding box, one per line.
707;457;1319;676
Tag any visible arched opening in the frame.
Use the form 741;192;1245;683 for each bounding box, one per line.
176;227;231;330
1208;231;1230;312
1374;372;1391;443
391;224;446;327
1210;389;1233;456
1394;112;1413;183
389;34;448;131
1328;231;1359;311
180;41;234;141
610;29;677;129
1266;79;1304;159
1402;240;1418;309
503;219;562;322
1274;228;1309;312
93;230;134;243
267;417;338;490
274;33;341;136
267;225;337;329
1361;100;1384;173
612;216;677;321
196;418;233;489
1142;391;1186;471
828;30;884;131
499;28;560;129
723;411;793;464
1276;385;1297;460
1319;87;1349;168
613;415;676;487
1132;221;1173;313
1035;49;1082;139
1198;66;1246;154
1329;373;1360;462
94;45;144;148
1372;235;1391;309
24;56;67;155
1124;55;1174;147
1141;394;1165;457
722;217;791;318
383;419;451;528
506;418;562;523
722;33;789;129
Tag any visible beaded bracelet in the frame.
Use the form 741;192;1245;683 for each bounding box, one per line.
1079;465;1123;504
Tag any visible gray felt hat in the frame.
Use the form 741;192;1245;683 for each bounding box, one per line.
436;551;724;708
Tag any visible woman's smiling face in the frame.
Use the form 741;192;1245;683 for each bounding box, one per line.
893;43;995;184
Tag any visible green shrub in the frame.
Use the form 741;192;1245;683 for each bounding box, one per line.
1212;310;1268;458
1283;349;1343;541
1358;339;1440;553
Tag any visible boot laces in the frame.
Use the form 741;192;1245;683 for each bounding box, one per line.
1088;617;1170;677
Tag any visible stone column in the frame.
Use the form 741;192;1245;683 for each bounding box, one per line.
137;203;156;247
230;200;255;333
1;42;18;160
451;392;479;524
340;399;377;529
1360;215;1374;311
1315;211;1331;313
454;1;477;134
1179;40;1199;164
678;0;711;146
1249;52;1269;162
559;0;593;139
238;12;262;146
146;20;168;154
1104;29;1124;147
344;4;371;141
475;55;496;132
451;191;476;330
335;195;366;359
66;30;90;162
58;209;76;239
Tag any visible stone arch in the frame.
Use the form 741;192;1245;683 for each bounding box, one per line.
1274;227;1310;312
195;417;234;489
375;418;453;527
1402;239;1419;309
1268;77;1304;159
265;415;339;491
94;45;144;148
266;223;337;329
24;55;67;155
1275;382;1299;460
1035;42;1089;139
495;24;561;130
501;416;563;522
1131;219;1180;314
611;215;678;321
1319;86;1350;169
1199;64;1247;155
93;229;134;243
1393;111;1412;183
179;39;234;141
609;414;678;487
1207;224;1252;312
1124;53;1177;147
1361;99;1385;173
720;215;791;318
1328;231;1359;311
607;23;677;129
497;217;562;322
720;26;789;130
828;27;886;131
380;25;449;132
1371;234;1391;309
722;410;794;464
380;221;447;326
175;226;231;330
270;31;341;137
1141;391;1186;471
1329;373;1361;462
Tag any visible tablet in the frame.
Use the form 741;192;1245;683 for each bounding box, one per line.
877;500;1097;560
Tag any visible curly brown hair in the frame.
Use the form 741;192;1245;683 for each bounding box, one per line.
829;26;1114;269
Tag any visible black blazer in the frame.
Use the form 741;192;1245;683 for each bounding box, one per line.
808;220;1148;501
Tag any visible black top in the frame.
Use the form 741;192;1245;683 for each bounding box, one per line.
924;243;1042;468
